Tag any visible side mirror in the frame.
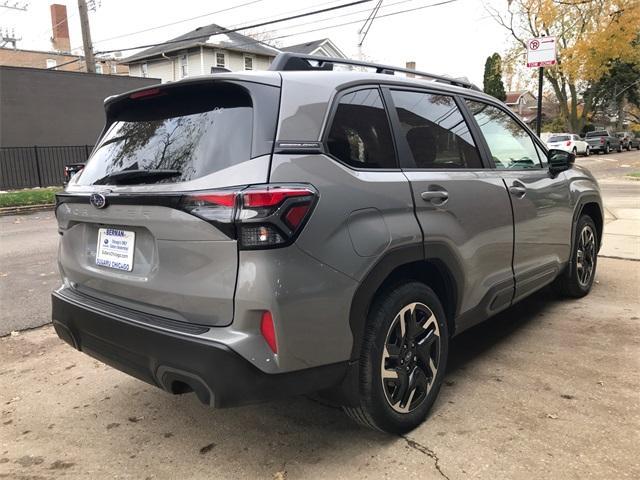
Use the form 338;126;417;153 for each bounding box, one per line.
548;149;574;174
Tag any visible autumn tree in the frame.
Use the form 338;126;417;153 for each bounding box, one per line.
487;0;640;131
483;53;507;101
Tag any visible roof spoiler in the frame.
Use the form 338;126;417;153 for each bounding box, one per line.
268;52;481;91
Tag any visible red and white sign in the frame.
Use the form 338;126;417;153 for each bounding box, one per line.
526;36;556;68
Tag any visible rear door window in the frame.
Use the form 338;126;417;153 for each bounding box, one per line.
326;88;397;169
390;90;482;169
77;83;255;185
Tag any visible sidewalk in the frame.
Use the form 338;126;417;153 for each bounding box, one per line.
599;178;640;260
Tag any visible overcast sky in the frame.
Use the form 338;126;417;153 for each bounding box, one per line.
2;0;517;85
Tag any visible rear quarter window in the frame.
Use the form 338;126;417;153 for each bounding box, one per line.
326;88;397;169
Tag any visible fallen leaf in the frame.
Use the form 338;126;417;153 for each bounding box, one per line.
546;414;558;419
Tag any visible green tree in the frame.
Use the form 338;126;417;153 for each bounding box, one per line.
587;61;640;129
483;53;507;101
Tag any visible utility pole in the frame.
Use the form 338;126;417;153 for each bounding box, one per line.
77;0;96;73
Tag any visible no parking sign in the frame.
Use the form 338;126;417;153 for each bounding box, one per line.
526;37;556;67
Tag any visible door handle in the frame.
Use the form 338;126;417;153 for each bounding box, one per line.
421;190;449;202
509;185;526;197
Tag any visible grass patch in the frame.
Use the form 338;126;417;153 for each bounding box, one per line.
0;187;61;208
626;172;640;179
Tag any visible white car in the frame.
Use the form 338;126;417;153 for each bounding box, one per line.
546;133;590;156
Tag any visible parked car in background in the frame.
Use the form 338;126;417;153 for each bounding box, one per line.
63;163;85;185
546;133;590;156
615;131;639;151
585;130;622;154
52;53;603;434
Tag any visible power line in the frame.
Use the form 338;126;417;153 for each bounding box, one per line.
236;0;417;42
91;0;266;45
229;0;461;52
94;0;372;55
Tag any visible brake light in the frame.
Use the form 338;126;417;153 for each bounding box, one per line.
180;184;317;249
129;87;163;100
260;311;277;353
565;141;571;146
600;138;605;144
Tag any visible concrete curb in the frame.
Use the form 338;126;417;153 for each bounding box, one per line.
0;204;55;216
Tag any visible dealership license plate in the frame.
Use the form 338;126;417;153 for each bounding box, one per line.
96;228;135;271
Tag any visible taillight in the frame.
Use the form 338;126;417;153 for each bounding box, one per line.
565;141;571;146
180;184;317;249
600;138;605;144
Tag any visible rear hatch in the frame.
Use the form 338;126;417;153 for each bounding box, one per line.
586;131;607;147
56;76;281;327
547;135;570;149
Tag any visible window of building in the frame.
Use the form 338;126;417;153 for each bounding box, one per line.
95;63;103;74
327;88;396;169
45;59;57;69
216;52;226;68
180;53;188;78
391;90;482;169
465;100;542;170
110;63;117;74
244;55;253;71
141;62;148;78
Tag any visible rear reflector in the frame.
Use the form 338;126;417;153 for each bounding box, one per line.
260;311;277;353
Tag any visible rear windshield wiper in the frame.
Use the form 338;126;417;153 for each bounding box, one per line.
93;169;181;185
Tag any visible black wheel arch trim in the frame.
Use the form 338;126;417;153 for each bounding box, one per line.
348;242;465;362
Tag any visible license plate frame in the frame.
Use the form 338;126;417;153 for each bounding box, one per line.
95;228;135;272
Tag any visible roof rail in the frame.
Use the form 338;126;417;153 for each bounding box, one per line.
268;52;480;91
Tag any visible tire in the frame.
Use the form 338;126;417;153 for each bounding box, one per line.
604;143;610;154
343;282;449;434
617;144;623;153
584;146;590;157
554;214;598;298
572;147;577;156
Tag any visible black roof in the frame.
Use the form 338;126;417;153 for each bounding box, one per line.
281;39;329;55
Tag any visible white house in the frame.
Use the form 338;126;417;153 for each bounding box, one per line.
281;38;347;58
122;23;281;82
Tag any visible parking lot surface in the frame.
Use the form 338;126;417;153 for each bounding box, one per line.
1;149;639;479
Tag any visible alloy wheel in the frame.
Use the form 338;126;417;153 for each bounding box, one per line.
576;225;596;287
381;302;440;414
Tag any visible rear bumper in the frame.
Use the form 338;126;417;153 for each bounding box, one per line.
51;289;347;407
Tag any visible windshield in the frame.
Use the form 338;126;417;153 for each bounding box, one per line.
549;136;570;142
77;83;253;186
586;131;607;137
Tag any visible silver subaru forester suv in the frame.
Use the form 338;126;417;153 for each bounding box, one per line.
52;53;602;433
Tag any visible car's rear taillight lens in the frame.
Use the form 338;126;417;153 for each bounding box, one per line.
565;141;571;146
180;184;317;249
600;138;605;144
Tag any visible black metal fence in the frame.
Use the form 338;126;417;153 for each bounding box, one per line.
0;145;93;190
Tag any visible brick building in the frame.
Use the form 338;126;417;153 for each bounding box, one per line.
0;3;127;75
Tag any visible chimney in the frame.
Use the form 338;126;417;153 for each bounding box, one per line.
50;4;71;52
406;61;416;78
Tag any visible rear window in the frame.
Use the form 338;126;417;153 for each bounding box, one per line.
77;83;254;185
586;131;607;137
549;135;570;142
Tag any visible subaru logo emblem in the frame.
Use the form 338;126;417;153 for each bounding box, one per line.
90;193;107;209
